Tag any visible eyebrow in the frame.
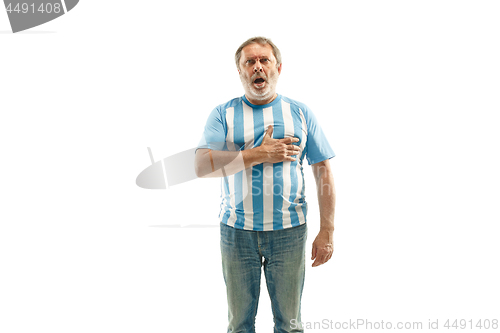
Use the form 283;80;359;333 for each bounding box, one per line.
244;56;270;60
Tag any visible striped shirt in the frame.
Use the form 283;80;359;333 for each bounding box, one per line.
197;94;335;231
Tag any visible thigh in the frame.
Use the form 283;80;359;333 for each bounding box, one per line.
220;223;262;332
262;224;307;331
220;222;262;281
263;223;307;283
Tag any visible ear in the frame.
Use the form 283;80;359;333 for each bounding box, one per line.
277;63;282;75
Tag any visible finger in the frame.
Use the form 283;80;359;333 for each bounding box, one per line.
283;144;300;153
287;147;301;155
281;137;300;144
323;253;331;264
312;257;323;267
265;125;273;137
317;251;329;263
324;251;333;263
311;246;317;260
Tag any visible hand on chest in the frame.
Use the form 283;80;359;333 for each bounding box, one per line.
225;104;308;151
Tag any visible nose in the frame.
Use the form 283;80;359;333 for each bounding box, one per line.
253;61;263;73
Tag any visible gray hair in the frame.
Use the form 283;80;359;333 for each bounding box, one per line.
235;36;282;70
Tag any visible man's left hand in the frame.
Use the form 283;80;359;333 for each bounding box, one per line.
311;229;334;267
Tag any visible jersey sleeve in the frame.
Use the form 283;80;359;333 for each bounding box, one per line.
196;106;227;151
304;107;335;165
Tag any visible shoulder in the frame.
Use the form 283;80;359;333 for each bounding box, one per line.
216;96;244;111
207;96;244;122
281;95;312;117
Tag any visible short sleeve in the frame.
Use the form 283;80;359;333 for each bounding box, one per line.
196;106;227;152
304;107;335;165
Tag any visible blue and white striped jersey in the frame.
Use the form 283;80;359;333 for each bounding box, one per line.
197;94;335;231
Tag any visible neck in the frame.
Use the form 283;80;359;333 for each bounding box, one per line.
245;93;278;105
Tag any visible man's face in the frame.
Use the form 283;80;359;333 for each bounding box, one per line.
238;43;282;105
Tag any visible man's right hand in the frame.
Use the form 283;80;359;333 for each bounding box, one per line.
195;126;301;178
257;125;301;163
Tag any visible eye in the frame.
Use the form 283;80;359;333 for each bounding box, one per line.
261;58;269;63
246;59;255;65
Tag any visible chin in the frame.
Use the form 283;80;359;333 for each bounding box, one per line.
249;88;272;100
250;94;272;103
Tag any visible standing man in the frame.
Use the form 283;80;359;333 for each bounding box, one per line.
195;37;336;333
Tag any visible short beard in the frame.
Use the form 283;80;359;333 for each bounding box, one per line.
240;71;279;102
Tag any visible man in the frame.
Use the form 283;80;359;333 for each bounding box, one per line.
195;36;336;333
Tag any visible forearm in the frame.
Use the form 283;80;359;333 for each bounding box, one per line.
195;147;266;178
195;130;300;178
315;168;336;232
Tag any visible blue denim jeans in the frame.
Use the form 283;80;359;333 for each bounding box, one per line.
220;222;307;333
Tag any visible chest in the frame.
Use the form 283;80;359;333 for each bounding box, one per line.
224;103;308;151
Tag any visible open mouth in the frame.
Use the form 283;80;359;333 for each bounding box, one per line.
253;77;266;87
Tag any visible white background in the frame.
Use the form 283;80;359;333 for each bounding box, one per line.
1;1;499;332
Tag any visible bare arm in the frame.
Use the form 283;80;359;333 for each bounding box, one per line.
194;148;263;178
311;159;336;267
195;125;301;178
